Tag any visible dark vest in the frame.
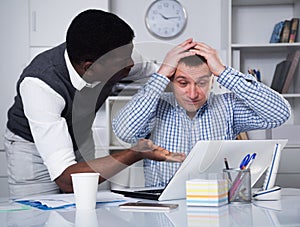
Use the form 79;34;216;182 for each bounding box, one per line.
7;43;110;156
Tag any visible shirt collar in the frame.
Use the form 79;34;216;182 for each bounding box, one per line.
64;50;101;91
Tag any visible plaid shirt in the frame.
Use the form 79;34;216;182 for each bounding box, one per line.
112;67;291;187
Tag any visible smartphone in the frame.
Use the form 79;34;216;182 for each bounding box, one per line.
119;202;178;211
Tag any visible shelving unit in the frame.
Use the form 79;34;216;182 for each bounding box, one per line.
228;0;300;148
223;0;300;187
106;96;132;150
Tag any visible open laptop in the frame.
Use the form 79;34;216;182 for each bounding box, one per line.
111;139;288;201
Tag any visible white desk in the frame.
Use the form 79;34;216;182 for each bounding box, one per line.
1;188;300;227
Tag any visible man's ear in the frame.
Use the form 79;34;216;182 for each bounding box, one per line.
83;61;94;72
73;61;94;77
81;61;96;80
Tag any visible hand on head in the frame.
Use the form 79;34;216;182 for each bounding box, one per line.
189;42;226;76
157;38;197;78
158;39;226;78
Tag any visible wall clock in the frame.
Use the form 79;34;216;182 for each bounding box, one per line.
145;0;187;39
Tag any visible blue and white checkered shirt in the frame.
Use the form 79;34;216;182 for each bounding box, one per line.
112;67;291;187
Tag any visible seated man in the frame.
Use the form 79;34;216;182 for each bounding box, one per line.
112;38;291;187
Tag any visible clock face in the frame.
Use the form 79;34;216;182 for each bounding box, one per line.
145;0;187;39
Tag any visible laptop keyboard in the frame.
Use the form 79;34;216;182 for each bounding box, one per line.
136;189;164;194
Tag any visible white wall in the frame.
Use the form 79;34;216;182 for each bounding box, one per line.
0;0;30;150
110;0;227;64
0;0;30;197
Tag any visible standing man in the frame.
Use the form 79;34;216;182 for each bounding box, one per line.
4;9;185;199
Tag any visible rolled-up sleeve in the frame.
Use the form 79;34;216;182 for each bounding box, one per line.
20;77;76;181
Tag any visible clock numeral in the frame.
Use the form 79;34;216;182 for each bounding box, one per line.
163;2;169;8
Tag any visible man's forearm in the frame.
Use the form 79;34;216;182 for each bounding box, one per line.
218;67;291;127
55;149;142;193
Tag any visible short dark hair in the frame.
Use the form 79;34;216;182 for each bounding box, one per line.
66;9;135;64
178;54;207;67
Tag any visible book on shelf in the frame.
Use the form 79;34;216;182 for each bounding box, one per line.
270;60;291;93
281;49;300;93
289;18;299;43
270;49;300;93
270;18;299;43
280;20;291;43
248;68;261;82
270;21;284;43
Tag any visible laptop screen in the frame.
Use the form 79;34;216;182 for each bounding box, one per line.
158;139;288;201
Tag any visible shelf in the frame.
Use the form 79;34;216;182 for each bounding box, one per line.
231;43;300;50
285;144;300;148
232;0;297;6
282;94;300;98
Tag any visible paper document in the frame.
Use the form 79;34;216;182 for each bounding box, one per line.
15;191;128;210
0;202;31;212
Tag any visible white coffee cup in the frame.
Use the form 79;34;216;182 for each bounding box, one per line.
75;209;99;227
71;172;100;210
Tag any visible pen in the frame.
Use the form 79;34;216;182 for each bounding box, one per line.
245;153;256;169
240;153;256;170
224;158;232;181
224;157;230;169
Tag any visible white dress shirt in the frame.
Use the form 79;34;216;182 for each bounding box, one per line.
19;51;99;181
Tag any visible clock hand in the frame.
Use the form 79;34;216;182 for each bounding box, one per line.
167;16;180;19
159;13;168;20
159;13;180;20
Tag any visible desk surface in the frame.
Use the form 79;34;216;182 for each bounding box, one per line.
1;188;300;227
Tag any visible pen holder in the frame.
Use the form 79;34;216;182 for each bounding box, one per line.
223;168;251;203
